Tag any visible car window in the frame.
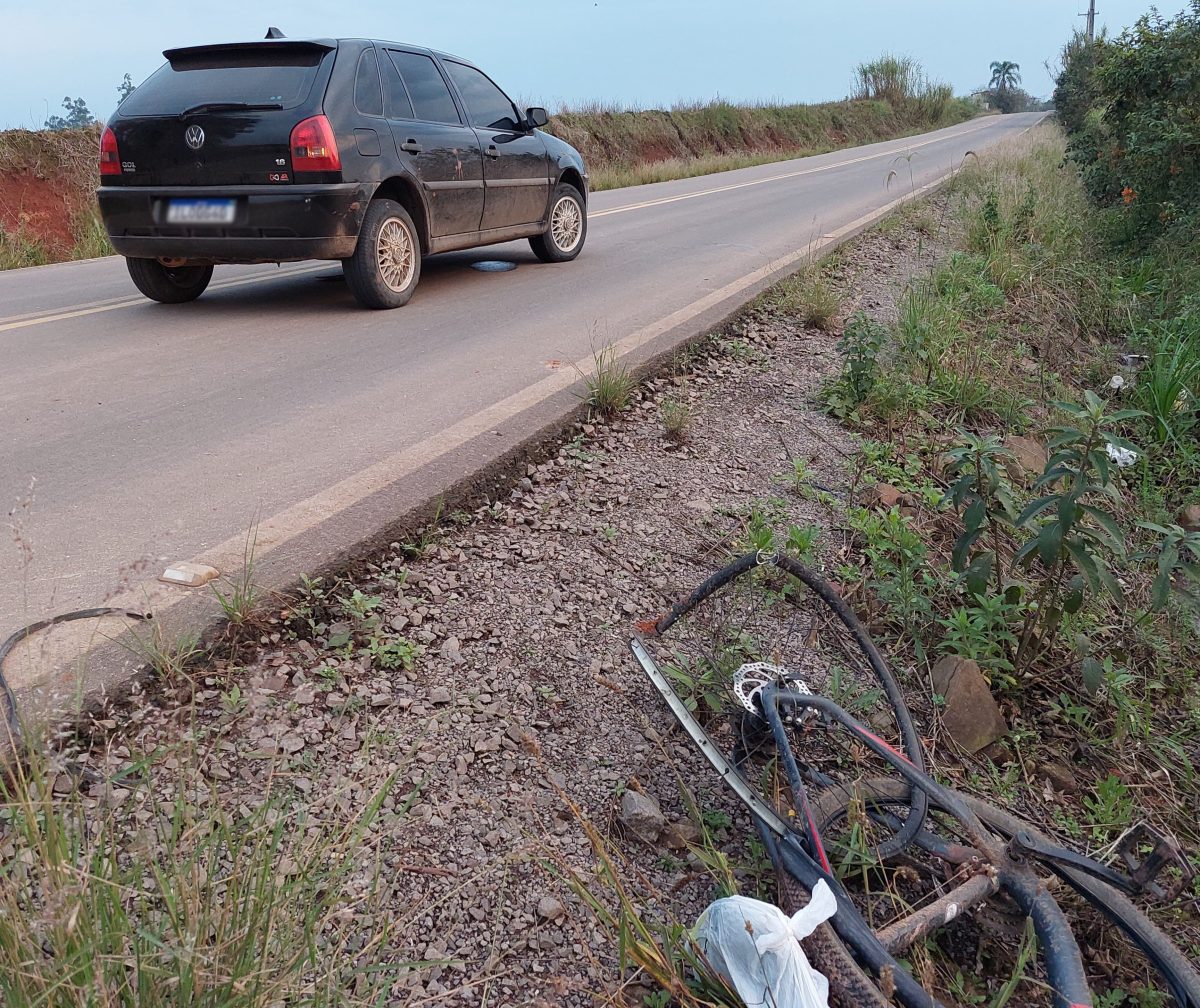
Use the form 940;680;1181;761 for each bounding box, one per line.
388;51;461;125
444;62;519;131
120;45;328;116
354;49;384;117
381;53;415;119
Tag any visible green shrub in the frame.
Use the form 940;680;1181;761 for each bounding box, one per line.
1058;2;1200;238
825;313;890;415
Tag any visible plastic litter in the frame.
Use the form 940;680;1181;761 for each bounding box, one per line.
694;880;837;1008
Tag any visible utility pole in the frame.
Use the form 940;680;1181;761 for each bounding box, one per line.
1083;0;1097;41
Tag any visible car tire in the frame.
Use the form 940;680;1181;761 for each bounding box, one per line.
342;199;422;309
530;183;586;263
126;258;214;304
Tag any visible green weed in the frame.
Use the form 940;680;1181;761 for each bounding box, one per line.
578;342;635;419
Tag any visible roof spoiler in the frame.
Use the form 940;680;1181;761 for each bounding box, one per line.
163;39;336;62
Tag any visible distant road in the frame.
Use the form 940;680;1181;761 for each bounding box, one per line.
0;113;1045;630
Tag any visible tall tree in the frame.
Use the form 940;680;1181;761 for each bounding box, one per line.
117;73;135;103
989;60;1022;93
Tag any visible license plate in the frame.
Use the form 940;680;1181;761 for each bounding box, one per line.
166;198;236;225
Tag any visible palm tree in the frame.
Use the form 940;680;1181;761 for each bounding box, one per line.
989;61;1022;93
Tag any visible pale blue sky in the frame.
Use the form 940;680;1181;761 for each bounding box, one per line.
0;0;1166;130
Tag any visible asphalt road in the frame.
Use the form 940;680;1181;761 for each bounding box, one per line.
1;113;1044;636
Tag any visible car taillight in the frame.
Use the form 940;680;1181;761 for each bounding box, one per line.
99;126;121;176
290;115;341;172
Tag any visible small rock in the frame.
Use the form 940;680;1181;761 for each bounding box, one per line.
1004;435;1048;486
1040;761;1080;794
931;656;1008;754
1177;504;1200;532
858;483;908;509
618;789;666;842
536;896;564;921
660;820;703;851
429;685;452;705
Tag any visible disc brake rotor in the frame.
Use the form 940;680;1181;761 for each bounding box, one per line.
733;661;811;714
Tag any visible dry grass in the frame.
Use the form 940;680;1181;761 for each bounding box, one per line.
776;269;843;331
659;395;694;441
0;735;405;1007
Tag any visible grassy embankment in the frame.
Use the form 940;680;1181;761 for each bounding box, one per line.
823;120;1200;996
0;55;977;269
0;127;110;269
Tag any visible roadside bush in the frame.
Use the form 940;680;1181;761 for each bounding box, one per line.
1052;29;1107;140
824;313;889;415
1058;2;1200;238
983;87;1038;114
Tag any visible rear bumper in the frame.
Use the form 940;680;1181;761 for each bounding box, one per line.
97;182;371;262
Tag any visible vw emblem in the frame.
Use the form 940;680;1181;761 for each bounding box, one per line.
184;125;205;150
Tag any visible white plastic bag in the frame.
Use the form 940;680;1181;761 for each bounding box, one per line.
694;881;837;1008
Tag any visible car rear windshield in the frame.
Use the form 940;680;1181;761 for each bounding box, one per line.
120;44;330;116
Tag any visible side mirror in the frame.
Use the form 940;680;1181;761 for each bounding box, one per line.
525;106;550;129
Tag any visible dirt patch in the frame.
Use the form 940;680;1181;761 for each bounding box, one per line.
0;170;78;254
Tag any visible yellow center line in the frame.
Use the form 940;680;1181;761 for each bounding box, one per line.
0;263;331;334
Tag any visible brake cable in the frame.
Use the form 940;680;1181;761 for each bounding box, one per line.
0;608;152;742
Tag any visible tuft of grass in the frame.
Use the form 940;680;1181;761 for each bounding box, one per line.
578;343;635;419
1132;319;1200;446
70;210;113;260
559;794;742;1008
0;228;51;269
122;621;204;681
660;395;693;441
0;740;405;1007
212;524;261;627
777;270;842;331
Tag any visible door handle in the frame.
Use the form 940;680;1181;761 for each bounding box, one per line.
400;139;423;153
485;144;499;159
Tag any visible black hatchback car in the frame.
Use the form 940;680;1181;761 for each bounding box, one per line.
97;34;589;309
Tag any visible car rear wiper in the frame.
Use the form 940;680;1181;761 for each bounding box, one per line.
179;101;284;117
